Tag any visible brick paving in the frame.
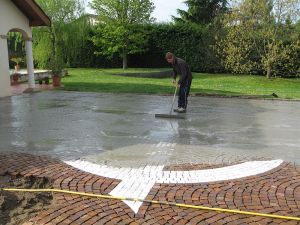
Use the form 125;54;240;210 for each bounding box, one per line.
0;153;300;225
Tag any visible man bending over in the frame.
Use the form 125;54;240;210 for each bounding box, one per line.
165;52;193;113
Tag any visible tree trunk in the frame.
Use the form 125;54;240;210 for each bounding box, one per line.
51;26;56;57
122;49;127;70
266;65;271;79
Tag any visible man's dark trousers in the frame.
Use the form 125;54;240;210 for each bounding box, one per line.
178;80;192;109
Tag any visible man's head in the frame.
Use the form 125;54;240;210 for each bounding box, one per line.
165;52;175;64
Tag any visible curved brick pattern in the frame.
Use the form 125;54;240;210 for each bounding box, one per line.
64;159;283;213
0;153;119;195
0;153;300;224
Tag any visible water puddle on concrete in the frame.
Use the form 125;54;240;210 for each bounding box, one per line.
38;101;69;109
94;108;128;115
93;108;150;116
1;91;300;165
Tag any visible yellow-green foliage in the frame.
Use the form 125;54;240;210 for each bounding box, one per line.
33;0;87;70
215;0;300;77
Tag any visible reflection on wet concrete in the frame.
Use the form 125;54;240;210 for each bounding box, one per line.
0;91;300;166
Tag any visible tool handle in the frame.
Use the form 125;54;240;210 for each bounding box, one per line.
169;85;177;114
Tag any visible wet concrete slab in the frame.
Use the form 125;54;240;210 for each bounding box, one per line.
0;91;300;166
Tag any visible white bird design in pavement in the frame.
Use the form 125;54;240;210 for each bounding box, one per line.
65;159;283;213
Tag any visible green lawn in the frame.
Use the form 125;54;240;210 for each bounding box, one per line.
61;68;300;99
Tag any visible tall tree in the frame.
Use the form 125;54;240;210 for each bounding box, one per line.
90;0;155;69
173;0;228;24
216;0;300;78
33;0;87;70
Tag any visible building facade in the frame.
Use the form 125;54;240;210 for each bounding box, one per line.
0;0;50;97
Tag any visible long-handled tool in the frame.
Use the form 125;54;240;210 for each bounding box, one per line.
155;86;185;119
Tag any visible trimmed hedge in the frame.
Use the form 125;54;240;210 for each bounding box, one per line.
130;23;223;73
69;23;224;72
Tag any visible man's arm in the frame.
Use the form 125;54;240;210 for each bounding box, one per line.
172;68;177;84
172;68;177;80
178;63;187;85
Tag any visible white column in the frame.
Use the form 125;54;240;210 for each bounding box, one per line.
0;35;12;97
25;38;35;89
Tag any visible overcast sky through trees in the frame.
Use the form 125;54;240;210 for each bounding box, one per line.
84;0;187;22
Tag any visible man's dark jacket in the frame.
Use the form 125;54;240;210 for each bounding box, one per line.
172;57;193;85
